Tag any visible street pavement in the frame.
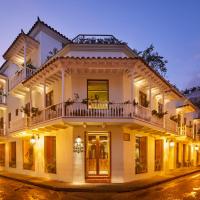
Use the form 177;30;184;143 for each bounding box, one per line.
1;172;200;200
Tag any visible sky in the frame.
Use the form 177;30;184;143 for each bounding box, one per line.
0;0;200;90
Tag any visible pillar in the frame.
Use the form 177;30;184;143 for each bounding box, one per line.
149;80;152;110
61;68;65;116
162;93;165;128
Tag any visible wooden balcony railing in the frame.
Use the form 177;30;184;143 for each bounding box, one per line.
0;128;5;136
0;95;6;105
186;126;193;138
9;67;36;90
31;103;62;126
10;102;197;138
31;102;163;128
165;118;177;133
9;117;28;133
195;134;200;141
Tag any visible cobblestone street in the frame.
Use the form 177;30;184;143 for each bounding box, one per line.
1;172;200;200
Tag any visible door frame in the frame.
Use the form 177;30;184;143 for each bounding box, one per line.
84;131;111;182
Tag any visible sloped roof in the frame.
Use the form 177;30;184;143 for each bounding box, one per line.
27;17;72;43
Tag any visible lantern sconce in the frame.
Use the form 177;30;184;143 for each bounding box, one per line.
166;139;175;147
195;145;199;151
73;136;84;153
30;134;40;145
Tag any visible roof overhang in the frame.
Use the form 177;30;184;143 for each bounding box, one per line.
22;57;188;103
176;104;196;113
3;32;39;65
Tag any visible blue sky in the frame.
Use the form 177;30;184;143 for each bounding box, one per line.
0;0;200;89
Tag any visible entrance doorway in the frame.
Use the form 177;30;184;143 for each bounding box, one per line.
85;132;111;182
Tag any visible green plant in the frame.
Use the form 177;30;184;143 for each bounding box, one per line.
152;109;168;118
46;162;56;174
170;115;179;123
46;48;58;61
133;99;138;106
81;98;89;104
65;98;74;106
143;100;149;108
0;90;7;97
20;106;41;117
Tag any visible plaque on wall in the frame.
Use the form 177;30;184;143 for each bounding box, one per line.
123;133;130;141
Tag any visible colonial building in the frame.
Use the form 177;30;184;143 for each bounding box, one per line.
0;18;199;183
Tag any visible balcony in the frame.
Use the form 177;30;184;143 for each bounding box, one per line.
186;126;193;138
9;117;28;133
9;67;36;91
0;95;6;105
30;102;166;130
165;118;178;133
72;34;126;45
0;129;5;136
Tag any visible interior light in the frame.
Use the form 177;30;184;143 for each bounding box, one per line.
30;135;36;144
169;140;175;147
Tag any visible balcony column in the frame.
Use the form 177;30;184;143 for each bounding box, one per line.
162;93;165;128
43;80;46;107
61;68;65;117
130;73;135;101
30;87;32;114
3;110;6;136
24;37;27;78
43;80;46;120
149;80;152;110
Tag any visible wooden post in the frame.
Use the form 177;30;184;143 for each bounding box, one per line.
24;38;27;78
43;80;46;120
61;68;65;117
149;80;152;110
162;93;165;128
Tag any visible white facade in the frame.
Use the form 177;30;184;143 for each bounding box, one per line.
0;19;200;183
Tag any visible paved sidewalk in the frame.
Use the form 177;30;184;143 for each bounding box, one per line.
0;167;199;192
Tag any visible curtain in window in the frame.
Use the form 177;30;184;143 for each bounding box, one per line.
0;144;5;166
155;140;163;171
9;142;16;168
23;139;34;170
44;136;56;173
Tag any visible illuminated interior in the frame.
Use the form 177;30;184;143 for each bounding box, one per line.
44;136;56;174
86;132;110;178
87;80;109;109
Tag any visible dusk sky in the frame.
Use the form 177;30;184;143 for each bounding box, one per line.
0;0;200;90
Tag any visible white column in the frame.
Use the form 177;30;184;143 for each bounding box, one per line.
24;39;27;78
30;87;32;110
61;68;65;117
162;93;165;128
149;81;152;110
43;80;46;120
3;110;6;136
43;80;46;108
130;74;134;101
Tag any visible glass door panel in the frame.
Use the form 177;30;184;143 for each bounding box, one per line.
87;135;97;175
99;135;109;175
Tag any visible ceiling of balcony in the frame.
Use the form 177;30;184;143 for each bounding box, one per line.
3;31;39;65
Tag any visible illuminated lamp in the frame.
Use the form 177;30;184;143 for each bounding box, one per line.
169;140;175;147
73;136;84;153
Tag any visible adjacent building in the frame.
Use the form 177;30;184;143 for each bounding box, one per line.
0;18;200;183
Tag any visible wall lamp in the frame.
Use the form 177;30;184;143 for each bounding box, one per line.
30;134;40;145
195;145;199;151
73;136;84;153
166;139;175;147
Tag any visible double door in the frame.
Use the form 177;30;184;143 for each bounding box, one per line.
85;132;110;180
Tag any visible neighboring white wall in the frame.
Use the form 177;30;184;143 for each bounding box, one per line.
35;31;62;65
